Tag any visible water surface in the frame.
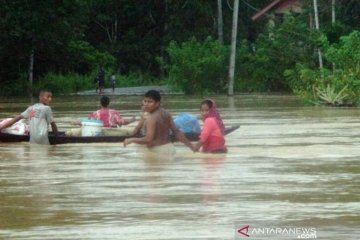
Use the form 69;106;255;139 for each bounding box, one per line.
0;94;359;239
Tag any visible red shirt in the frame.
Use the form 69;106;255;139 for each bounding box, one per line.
200;117;227;153
88;108;125;127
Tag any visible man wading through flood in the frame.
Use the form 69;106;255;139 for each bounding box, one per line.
124;90;196;155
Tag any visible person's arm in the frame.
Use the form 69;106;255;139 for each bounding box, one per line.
51;122;58;136
194;141;203;152
169;116;196;152
88;111;96;120
124;115;156;147
132;117;145;135
194;118;215;152
122;116;136;125
0;115;23;131
113;110;135;127
44;106;58;136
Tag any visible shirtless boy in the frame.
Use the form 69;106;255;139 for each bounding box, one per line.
124;90;195;151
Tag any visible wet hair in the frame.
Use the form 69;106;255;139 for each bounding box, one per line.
201;99;213;109
39;89;52;96
144;90;161;102
100;95;110;107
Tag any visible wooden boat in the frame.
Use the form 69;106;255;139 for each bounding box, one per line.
0;125;239;145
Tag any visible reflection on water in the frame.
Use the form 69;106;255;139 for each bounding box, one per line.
0;94;360;239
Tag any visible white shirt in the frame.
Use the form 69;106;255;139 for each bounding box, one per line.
21;103;54;144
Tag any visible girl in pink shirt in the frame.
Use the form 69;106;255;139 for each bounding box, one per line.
195;99;227;153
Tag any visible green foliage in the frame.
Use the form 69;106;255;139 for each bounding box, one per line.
0;73;30;97
0;0;90;79
323;22;352;44
34;72;94;95
285;64;317;93
117;72;157;87
1;0;360;96
286;31;360;106
166;37;228;94
314;84;348;106
236;16;320;92
235;40;271;92
286;66;357;106
326;31;360;70
66;40;116;73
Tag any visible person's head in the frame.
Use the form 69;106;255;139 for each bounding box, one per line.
142;90;161;113
39;90;53;105
200;99;213;119
200;99;226;133
100;95;110;107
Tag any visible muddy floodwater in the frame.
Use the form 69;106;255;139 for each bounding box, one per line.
0;94;359;240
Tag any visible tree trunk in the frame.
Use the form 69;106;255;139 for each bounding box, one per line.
217;0;224;44
332;0;336;24
113;16;118;42
313;0;323;69
313;0;320;29
95;18;117;43
28;47;34;97
228;0;239;96
332;0;336;70
159;0;169;78
317;48;323;69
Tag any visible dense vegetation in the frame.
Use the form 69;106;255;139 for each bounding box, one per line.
0;0;359;105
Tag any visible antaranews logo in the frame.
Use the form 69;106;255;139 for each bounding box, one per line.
238;225;250;237
236;224;317;239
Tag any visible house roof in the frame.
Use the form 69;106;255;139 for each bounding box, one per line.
251;0;302;21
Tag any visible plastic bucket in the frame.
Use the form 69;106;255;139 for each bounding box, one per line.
81;119;104;136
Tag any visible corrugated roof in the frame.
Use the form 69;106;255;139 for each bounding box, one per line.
251;0;302;21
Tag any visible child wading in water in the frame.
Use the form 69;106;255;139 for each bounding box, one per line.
194;99;227;153
0;90;58;144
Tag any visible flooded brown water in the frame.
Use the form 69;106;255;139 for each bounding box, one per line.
0;94;359;239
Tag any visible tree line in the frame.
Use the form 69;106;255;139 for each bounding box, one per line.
0;0;359;105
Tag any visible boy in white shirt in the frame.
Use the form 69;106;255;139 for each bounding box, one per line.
0;90;58;144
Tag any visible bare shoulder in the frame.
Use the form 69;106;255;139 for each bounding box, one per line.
159;108;172;119
145;113;156;125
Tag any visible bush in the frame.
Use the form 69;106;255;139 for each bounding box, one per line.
285;65;358;105
0;73;30;97
166;37;228;94
34;72;94;95
236;16;320;92
285;31;360;106
117;71;157;87
235;40;274;92
66;40;117;73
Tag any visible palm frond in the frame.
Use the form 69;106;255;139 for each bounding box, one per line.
314;84;348;105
